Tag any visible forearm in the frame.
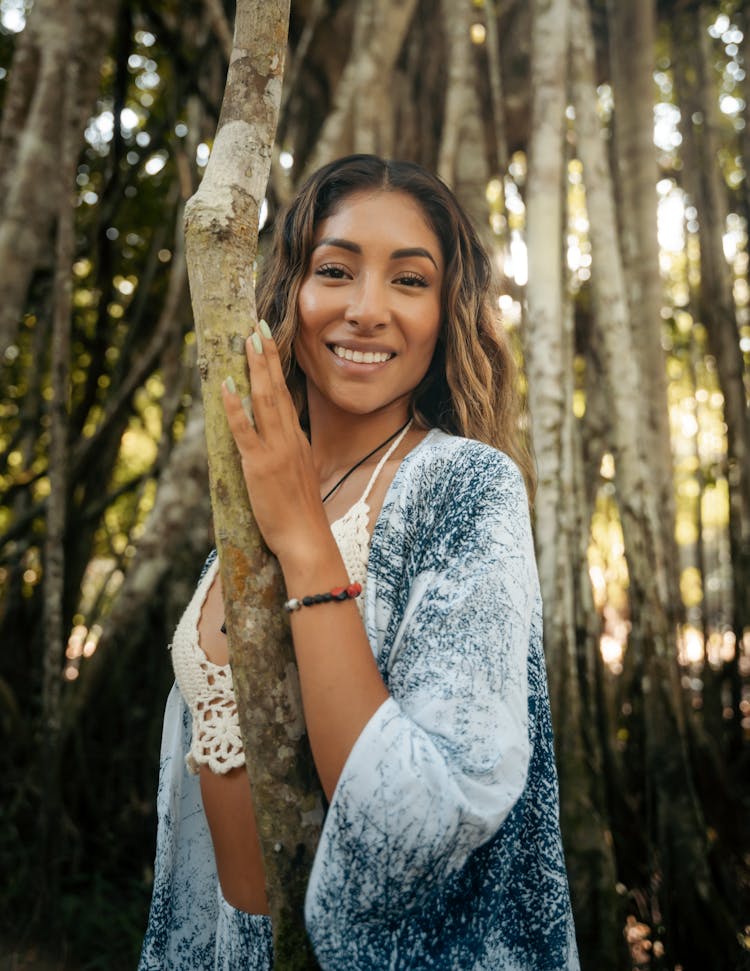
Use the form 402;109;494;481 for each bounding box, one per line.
221;329;390;799
278;533;389;802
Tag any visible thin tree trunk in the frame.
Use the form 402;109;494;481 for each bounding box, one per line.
484;0;509;176
437;0;492;245
0;9;40;201
739;6;750;236
437;0;479;184
572;341;628;971
570;0;737;962
62;402;212;737
571;0;668;653
352;0;419;157
525;0;570;717
0;0;119;356
304;0;417;172
673;5;750;757
607;0;683;629
301;3;369;172
39;0;81;927
184;3;322;966
393;11;445;168
272;0;327;205
525;3;620;964
560;300;623;970
577;308;611;516
202;0;234;62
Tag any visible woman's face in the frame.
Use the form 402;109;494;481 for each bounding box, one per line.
294;189;443;423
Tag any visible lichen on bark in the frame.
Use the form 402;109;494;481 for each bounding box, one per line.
184;2;323;967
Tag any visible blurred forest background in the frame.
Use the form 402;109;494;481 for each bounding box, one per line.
0;0;749;968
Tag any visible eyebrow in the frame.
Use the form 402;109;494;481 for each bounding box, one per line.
314;237;439;270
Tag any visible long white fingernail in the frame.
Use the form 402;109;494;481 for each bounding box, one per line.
225;376;236;394
259;319;272;340
251;332;263;354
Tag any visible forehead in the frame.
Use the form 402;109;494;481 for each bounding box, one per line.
315;189;440;253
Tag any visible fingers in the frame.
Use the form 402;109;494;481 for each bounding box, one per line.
222;319;297;444
245;319;297;437
221;377;257;452
256;318;287;387
221;320;317;549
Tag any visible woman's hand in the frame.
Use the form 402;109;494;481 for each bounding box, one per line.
221;321;330;562
223;322;389;801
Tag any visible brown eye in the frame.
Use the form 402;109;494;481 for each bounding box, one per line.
395;272;428;288
316;263;349;280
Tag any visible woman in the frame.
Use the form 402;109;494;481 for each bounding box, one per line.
140;154;579;970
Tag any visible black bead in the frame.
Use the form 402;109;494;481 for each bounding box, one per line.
302;596;315;606
334;590;349;600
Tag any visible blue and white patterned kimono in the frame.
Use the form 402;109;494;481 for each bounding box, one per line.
140;429;580;970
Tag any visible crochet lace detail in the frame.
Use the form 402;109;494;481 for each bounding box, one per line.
324;421;411;621
170;558;245;774
171;423;411;776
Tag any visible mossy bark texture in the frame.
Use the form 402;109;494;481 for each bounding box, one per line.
184;3;323;968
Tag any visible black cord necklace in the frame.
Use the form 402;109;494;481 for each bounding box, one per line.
321;418;411;503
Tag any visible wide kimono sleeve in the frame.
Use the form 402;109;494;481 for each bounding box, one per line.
138;683;219;970
304;442;540;965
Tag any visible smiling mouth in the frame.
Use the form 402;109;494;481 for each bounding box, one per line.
330;345;394;364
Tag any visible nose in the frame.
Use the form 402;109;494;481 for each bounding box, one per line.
344;274;391;330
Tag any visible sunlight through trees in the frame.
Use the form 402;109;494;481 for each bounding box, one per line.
0;1;748;968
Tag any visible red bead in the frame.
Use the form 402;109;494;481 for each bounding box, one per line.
330;586;346;597
346;582;362;598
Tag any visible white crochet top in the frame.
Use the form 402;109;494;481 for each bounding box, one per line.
170;423;411;775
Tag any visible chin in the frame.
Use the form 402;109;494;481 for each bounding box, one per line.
333;399;390;417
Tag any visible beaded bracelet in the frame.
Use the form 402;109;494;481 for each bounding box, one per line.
284;582;362;613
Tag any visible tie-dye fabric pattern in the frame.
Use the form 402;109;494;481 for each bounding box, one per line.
138;685;219;969
140;430;579;970
215;887;273;970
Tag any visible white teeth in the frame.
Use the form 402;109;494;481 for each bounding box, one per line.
332;345;392;364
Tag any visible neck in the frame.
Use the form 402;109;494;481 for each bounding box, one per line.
307;392;411;482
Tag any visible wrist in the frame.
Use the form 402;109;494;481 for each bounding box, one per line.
284;581;362;613
276;530;348;591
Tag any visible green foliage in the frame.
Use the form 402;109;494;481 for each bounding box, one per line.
0;3;214;965
0;0;748;967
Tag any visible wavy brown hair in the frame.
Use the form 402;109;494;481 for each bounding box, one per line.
256;154;536;500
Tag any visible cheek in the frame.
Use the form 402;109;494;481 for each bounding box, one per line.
296;274;318;319
415;303;442;357
409;325;441;388
296;289;314;329
297;279;333;329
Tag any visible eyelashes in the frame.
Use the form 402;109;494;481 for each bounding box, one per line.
314;264;429;288
394;272;428;288
315;263;349;279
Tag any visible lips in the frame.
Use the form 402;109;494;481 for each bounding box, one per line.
330;344;394;364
